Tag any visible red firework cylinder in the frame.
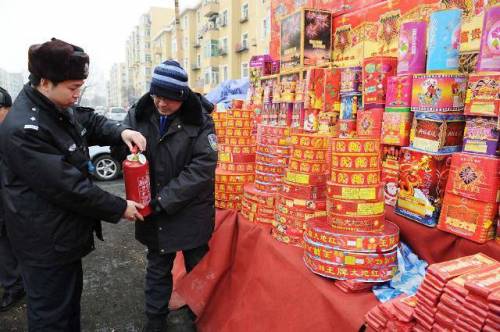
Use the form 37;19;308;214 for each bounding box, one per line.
362;56;398;108
123;152;152;217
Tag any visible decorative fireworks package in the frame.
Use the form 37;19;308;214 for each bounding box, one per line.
411;74;468;113
340;66;362;94
357;108;384;138
462;116;500;156
464;73;499;117
382;108;413;146
362;56;398;108
397;21;427;75
476;5;500;72
386;74;413;108
427;8;462;72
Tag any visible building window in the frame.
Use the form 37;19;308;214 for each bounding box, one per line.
211;68;219;85
263;16;270;38
221;37;228;53
241;62;249;78
204;39;219;57
204;70;210;85
242;33;248;49
222;10;228;26
241;3;248;20
222;65;228;81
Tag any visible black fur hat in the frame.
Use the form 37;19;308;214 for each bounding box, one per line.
0;87;12;107
28;38;89;83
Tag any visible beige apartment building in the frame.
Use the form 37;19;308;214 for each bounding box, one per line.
107;63;128;108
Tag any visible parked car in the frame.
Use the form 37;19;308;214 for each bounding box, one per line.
89;145;121;181
106;107;127;122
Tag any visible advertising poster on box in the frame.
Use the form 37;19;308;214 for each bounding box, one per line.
303;9;332;66
280;11;302;70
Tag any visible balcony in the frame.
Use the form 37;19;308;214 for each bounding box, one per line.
191;64;201;71
239;15;248;23
219;48;227;56
203;1;219;17
193;41;201;48
235;42;248;53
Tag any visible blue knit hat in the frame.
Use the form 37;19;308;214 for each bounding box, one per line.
150;60;190;101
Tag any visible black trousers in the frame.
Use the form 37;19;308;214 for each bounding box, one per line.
145;244;209;318
21;260;83;332
0;234;23;294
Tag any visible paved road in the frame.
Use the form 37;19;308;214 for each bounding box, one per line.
1;179;149;332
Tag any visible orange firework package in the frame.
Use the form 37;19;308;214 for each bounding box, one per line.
446;152;500;203
395;147;452;227
438;193;497;244
464;73;500;117
304;218;399;253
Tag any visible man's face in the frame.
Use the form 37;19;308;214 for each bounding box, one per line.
0;106;10;123
39;79;85;109
152;95;183;116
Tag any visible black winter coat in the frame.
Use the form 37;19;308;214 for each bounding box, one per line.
113;91;217;253
0;84;128;267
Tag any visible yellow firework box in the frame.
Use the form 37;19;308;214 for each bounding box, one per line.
330;154;381;171
330;137;381;154
327;182;384;201
330;168;381;186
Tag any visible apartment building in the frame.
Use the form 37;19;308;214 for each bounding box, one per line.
0;68;24;99
107;63;128;108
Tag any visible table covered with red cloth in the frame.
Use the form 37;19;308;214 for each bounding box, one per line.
172;208;499;332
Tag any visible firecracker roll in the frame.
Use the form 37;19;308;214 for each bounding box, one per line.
437;193;497;244
289;132;329;149
243;183;275;208
426;9;462;73
409;112;465;154
446;152;500;203
328;212;385;233
281;181;327;200
225;118;253;129
215;200;242;210
256;144;290;156
476;5;500;72
255;162;286;175
397;20;427;75
304;218;400;253
255;152;289;166
272;224;304;247
215;170;255;184
362;56;398;108
288;158;329;174
330;154;380;170
304;240;398;268
330;168;381;186
284;170;329;186
275;194;327;212
464;73;499;117
462;117;500;156
386;75;413;108
227;108;254;119
303;251;397;282
328;198;385;217
411;74;468;112
340;66;362;94
254;180;281;193
257;124;291;137
255;171;283;184
324;68;341;113
218;151;255;164
357;108;383;138
330;137;381;155
219;144;256;154
215;183;244;194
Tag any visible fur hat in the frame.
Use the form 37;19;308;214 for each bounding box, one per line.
0;87;12;107
28;38;89;83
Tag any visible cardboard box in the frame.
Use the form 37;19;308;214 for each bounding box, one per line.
280;8;332;71
324;68;341;113
438;193;497;244
463;116;500;156
382;108;413;146
387;74;413;108
395;147;452;227
464;73;500;117
357;108;384;137
362;56;398;108
446;152;500;203
411;74;468;113
304;68;326;109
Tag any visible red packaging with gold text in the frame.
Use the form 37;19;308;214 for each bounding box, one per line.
438;193;497;244
331;138;381;154
256;152;289;166
290;132;329;149
357;108;384;137
291;146;328;161
257;144;290;156
304;68;326;110
305;218;400;253
381;108;413;146
381;145;403;206
288;159;329;174
328;198;385;217
217;162;255;173
330;168;381;186
387;75;413;108
328;212;385;233
464;73;500;117
362;56;398;108
215;170;255;184
281;180;327;200
324;68;341;113
276;194;327;212
254;180;281;193
327;182;384;201
331;154;381;170
446;152;500;203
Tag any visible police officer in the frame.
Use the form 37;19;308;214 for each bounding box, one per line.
0;86;25;312
0;38;147;331
113;60;217;332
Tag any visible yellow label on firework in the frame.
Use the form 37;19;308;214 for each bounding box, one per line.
357;202;385;216
342;187;377;200
285;171;310;184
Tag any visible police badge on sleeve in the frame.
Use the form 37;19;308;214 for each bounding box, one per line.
208;134;218;152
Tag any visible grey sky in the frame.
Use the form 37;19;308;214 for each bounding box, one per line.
0;0;201;74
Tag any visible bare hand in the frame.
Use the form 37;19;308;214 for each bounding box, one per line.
121;129;147;153
123;200;145;222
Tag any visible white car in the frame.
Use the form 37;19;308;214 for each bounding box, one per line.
89;146;121;181
106;107;127;122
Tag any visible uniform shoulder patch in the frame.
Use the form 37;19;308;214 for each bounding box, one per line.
23;124;39;131
208;133;218;152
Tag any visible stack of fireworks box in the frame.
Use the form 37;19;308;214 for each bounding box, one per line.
215;107;256;211
338;66;362;137
437;5;500;244
241;124;291;225
271;132;329;246
303;137;400;282
412;253;498;332
394;9;469;228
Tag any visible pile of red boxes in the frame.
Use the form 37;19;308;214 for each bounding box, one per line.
303;138;400;282
271;132;329;246
215;108;256;210
364;295;417;332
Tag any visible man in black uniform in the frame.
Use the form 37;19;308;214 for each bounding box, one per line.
0;87;25;312
0;38;147;331
113;60;217;332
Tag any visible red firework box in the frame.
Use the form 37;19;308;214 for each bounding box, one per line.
304;68;325;110
215;200;242;211
362;56;398;108
463;116;500;156
327;182;384;201
332;9;366;67
255;171;283;184
215;170;255;184
381;145;403;206
290;132;329;149
303;240;397;268
257;124;291;137
305;218;400;252
280;81;297;103
258;134;289;146
243;184;276;208
395;147;452;227
291;146;328;161
303;108;320;132
256;143;290;156
464;73;500;117
386;75;413;108
318;112;339;136
281;180;326;200
438;193;497;244
411;74;468;113
446;152;500;203
330;168;381;186
223;136;255;146
303;251;398;282
215;183;244;194
331;137;381;154
215;192;242;203
225;118;254;129
217;162;255;173
224;127;252;137
256;153;289;167
409;112;465;154
381;108;413;146
324;67;341;113
357;108;384;138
